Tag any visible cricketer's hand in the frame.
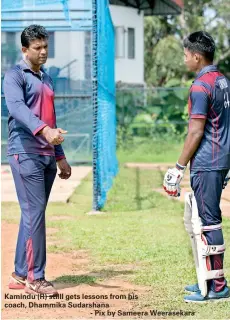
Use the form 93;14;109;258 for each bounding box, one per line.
57;159;71;180
163;167;184;197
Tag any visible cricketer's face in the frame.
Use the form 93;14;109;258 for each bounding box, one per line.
184;48;199;72
22;38;48;67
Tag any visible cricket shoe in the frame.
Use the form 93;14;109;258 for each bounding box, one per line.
25;278;58;296
9;272;26;289
184;286;230;303
184;283;199;293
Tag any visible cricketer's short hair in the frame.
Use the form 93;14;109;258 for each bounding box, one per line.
21;25;49;48
183;31;215;62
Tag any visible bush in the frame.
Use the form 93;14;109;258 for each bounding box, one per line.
116;87;189;148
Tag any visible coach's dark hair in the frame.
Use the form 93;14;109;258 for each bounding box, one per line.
183;31;215;62
21;25;49;48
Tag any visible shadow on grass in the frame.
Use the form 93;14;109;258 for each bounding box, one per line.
53;269;135;290
88;269;134;278
104;167;160;213
135;167;141;210
53;275;97;290
134;167;157;211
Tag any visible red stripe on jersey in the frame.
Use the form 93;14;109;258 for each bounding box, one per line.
208;106;219;167
191;85;211;96
210;106;220;168
188;96;192;115
208;111;215;163
190;115;207;119
199;72;223;89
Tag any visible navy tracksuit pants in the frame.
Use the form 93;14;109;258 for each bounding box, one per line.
8;153;57;282
190;170;228;292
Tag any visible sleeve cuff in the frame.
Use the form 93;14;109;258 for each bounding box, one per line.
190;115;207;119
56;155;66;161
33;124;48;136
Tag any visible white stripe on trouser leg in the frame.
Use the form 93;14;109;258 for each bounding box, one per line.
183;192;225;297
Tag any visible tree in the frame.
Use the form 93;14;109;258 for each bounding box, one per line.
145;35;184;86
144;0;230;86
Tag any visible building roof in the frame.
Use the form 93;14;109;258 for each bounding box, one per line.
1;0;92;31
109;0;183;15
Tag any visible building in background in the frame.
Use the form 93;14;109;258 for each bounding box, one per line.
1;0;92;94
1;0;183;164
1;0;183;89
110;0;183;85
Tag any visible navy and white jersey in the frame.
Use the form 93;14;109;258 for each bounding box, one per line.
3;60;65;160
188;65;230;171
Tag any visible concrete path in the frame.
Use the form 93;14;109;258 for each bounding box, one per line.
1;165;92;203
125;163;230;218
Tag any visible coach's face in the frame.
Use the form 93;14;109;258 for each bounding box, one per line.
22;38;48;67
184;48;199;72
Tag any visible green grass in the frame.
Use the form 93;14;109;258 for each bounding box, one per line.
2;167;230;319
117;137;183;163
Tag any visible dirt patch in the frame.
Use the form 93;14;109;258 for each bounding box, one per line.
1;165;92;203
2;222;151;319
46;227;59;236
125;163;174;170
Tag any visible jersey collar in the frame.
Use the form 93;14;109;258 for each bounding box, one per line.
195;64;218;80
19;59;45;73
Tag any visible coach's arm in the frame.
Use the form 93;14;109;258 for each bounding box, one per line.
3;68;48;135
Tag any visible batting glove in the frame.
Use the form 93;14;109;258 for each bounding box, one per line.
223;170;230;189
163;163;186;197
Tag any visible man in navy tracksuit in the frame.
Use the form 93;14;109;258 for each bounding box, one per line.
4;25;71;296
163;31;230;302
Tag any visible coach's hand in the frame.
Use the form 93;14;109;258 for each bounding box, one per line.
223;170;230;189
163;167;184;197
57;159;71;180
40;126;67;145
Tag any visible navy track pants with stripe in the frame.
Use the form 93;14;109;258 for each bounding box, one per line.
8;153;57;282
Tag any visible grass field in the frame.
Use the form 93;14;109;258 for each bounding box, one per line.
2;167;230;319
117;137;183;163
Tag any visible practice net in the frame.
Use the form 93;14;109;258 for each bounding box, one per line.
1;0;118;210
92;0;118;210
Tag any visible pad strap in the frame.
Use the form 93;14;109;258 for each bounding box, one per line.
202;243;225;256
206;269;224;280
202;224;222;232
